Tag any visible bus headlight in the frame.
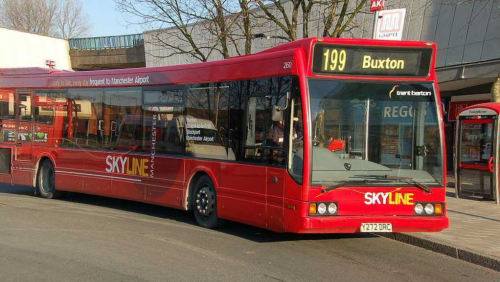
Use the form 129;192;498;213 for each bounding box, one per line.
414;203;424;215
309;202;338;216
328;203;337;215
424;203;434;215
317;203;327;215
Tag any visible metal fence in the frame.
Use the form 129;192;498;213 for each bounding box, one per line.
69;34;144;50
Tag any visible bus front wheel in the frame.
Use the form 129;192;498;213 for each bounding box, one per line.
36;160;61;199
193;175;222;229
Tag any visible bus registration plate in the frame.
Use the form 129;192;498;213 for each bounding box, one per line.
360;223;392;232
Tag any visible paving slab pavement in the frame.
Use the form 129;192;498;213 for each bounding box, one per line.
381;185;500;271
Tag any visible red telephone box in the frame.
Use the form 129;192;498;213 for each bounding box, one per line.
455;103;500;204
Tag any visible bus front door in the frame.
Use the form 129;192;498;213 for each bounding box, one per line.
456;118;496;201
12;92;34;186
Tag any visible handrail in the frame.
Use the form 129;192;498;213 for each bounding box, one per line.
69;34;144;50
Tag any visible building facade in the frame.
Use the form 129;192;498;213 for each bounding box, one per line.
0;27;72;70
143;0;500;170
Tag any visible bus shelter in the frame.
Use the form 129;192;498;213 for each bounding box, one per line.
455;103;500;204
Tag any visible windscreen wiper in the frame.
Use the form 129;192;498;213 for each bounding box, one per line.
321;179;390;193
321;175;432;194
382;175;431;193
360;175;431;193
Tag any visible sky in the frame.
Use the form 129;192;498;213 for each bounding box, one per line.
85;0;145;37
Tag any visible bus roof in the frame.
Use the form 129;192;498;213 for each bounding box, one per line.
0;37;437;89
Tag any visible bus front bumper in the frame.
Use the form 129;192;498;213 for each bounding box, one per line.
287;215;449;234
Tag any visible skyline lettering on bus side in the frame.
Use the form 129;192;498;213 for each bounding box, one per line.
364;192;414;205
105;155;149;177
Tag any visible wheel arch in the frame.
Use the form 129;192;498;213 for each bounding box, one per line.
32;154;56;188
184;166;219;211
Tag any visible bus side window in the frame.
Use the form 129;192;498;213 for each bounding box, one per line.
65;89;104;149
33;94;55;125
0;91;15;120
104;88;142;151
0;91;15;143
143;87;185;155
18;93;32;122
185;83;229;160
227;78;287;166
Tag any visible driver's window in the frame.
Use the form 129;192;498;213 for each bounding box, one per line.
243;78;285;166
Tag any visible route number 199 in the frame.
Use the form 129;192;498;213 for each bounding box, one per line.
322;48;347;72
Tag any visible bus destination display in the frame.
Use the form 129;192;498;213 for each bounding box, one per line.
312;44;432;77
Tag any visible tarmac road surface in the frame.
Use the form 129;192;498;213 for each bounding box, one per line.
0;184;498;282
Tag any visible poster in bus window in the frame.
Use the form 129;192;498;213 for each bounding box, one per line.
34;131;48;143
3;130;16;142
18;132;32;142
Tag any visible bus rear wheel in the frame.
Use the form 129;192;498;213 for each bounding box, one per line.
36;160;61;199
193;175;222;229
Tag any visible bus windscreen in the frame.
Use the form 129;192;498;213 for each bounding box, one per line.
305;80;443;187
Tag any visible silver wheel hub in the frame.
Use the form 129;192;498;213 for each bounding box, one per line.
196;186;214;216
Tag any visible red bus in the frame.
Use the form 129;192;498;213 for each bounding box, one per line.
0;38;448;233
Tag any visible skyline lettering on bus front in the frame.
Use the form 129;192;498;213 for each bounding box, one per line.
364;192;414;205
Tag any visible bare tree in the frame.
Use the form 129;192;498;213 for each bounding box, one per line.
115;0;253;61
0;0;89;38
55;0;89;39
115;0;369;62
0;0;58;35
255;0;367;41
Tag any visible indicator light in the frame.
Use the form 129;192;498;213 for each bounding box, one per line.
434;203;443;215
309;203;317;215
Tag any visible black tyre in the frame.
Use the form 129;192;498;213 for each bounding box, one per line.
193;175;222;228
36;160;61;199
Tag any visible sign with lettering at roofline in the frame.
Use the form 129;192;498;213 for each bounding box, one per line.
370;0;385;12
374;8;406;40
